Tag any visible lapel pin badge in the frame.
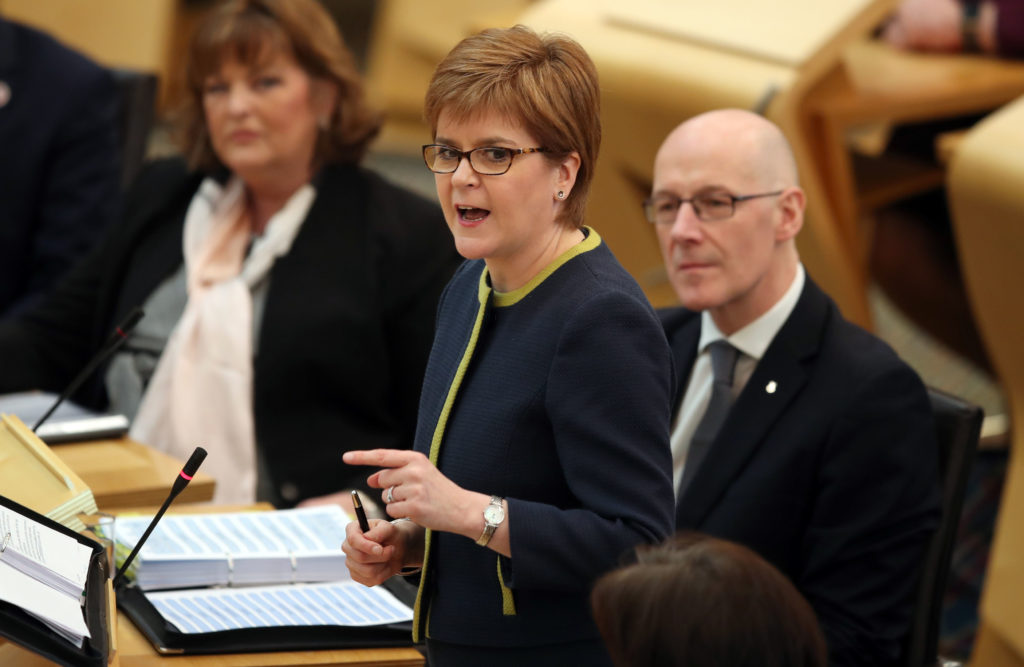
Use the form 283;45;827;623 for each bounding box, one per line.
765;380;777;394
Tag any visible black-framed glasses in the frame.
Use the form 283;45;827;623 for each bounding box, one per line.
643;190;785;224
422;144;546;176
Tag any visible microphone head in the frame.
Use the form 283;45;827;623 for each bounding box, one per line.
183;447;208;477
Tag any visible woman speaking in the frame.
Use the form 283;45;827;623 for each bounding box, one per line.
343;26;674;665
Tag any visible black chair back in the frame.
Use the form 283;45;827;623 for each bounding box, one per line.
904;388;982;666
111;68;158;190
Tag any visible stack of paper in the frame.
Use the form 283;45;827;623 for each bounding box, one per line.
0;502;93;647
115;506;351;591
0;415;98;532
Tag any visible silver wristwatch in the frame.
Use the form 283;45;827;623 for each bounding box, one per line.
476;495;505;547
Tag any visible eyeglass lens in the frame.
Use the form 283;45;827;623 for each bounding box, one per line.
646;194;735;223
423;146;513;175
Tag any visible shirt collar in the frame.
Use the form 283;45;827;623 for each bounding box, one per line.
697;263;805;361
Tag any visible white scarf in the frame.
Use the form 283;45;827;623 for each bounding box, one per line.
130;176;315;504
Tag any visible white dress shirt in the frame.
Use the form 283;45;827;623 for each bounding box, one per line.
670;264;806;495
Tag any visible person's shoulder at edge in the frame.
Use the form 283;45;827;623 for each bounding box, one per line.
809;280;925;387
326;164;458;259
335;164;442;227
549;240;671;361
8;19;108;84
120;157;206;219
658;304;699;334
549;231;655;310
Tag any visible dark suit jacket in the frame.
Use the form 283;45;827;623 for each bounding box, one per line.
0;18;120;319
0;158;461;505
662;277;940;666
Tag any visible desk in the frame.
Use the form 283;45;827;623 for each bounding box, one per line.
52;437;215;510
0;501;424;666
0;617;424;666
801;39;1024;267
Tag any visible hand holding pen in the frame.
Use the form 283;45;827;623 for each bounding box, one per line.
350;490;371;532
344;490;423;586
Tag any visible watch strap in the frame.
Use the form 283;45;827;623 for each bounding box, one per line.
476;495;504;547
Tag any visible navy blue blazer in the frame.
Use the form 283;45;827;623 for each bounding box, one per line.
412;234;674;656
662;277;940;666
0;19;120;319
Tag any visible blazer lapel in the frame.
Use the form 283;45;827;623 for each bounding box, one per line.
675;278;832;527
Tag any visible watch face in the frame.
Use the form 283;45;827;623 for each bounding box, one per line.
484;504;505;524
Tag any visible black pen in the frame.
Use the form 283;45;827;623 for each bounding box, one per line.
351;490;371;532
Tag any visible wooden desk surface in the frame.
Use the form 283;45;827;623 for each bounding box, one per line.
0;617;424;667
806;39;1024;124
52;437;215;510
801;39;1024;262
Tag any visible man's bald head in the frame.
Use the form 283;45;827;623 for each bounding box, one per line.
657;109;799;190
650;109;806;334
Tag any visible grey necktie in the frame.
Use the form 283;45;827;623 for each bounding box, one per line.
678;340;740;495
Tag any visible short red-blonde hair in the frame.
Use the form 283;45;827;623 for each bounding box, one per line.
178;0;380;172
424;25;601;228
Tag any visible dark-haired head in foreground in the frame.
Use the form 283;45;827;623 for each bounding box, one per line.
592;533;827;667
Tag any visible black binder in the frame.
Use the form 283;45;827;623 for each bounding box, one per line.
116;576;416;655
0;494;111;667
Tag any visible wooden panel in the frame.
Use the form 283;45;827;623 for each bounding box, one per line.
1;0;176;75
805;40;1024;125
604;0;888;69
518;0;887;327
52;438;215;509
948;96;1024;662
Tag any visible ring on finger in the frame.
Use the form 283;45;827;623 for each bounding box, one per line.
385;485;395;504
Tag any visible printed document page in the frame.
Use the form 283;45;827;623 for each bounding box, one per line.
146;581;414;633
0;503;92;595
0;504;93;646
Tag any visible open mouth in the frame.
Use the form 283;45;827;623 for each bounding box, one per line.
457;205;490;223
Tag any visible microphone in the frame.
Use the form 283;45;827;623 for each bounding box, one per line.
113;446;207;588
100;306;145;350
31;307;144;432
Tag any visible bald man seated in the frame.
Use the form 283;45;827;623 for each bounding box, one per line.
647;109;940;665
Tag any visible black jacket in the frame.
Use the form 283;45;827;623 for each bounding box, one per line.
0;18;120;318
663;277;941;666
0;158;461;505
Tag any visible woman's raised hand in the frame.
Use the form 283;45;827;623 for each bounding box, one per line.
343;449;480;538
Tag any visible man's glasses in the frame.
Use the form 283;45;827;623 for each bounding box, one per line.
643;191;784;224
422;144;546;176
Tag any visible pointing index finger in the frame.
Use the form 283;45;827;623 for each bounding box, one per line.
343;448;420;468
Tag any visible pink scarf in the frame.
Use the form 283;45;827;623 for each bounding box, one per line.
131;177;313;503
